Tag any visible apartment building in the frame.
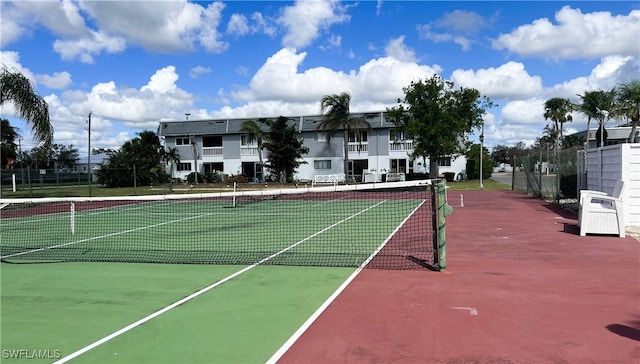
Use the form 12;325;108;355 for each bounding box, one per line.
157;111;467;183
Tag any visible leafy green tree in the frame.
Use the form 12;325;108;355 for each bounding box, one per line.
263;116;309;183
240;119;267;182
561;134;586;149
0;66;53;153
25;145;54;168
1;117;19;169
53;144;79;169
95;130;169;187
616;79;640;143
316;92;371;179
491;142;528;165
466;143;492;180
386;74;494;177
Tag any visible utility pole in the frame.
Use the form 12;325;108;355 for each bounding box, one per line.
87;112;92;197
479;120;484;189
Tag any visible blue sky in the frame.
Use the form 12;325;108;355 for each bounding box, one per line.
1;0;639;157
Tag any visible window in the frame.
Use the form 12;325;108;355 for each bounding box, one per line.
390;129;407;141
175;137;190;146
314;160;331;170
202;135;222;147
437;157;451;167
348;130;367;143
314;133;327;142
241;135;257;146
390;159;406;173
177;163;191;171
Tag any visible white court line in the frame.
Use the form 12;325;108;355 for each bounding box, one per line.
0;210;212;260
452;306;478;316
266;199;426;364
52;200;387;364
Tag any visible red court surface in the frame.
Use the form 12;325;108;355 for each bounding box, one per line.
278;190;640;364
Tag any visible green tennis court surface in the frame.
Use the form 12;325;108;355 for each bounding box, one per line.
1;182;441;362
1;263;354;363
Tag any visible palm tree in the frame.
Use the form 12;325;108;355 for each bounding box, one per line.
1;117;19;169
161;147;181;191
575;89;616;147
317;92;371;180
0;66;53;153
240;119;267;182
543;98;573;149
616;80;640;143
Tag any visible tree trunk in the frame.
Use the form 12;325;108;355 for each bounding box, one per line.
343;129;350;181
258;142;265;182
629;121;638;143
429;154;439;179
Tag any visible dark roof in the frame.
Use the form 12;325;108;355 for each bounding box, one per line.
157;111;398;136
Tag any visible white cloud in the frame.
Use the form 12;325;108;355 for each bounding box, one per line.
61;66;194;128
493;6;640;60
227;13;250;36
279;0;351;49
417;10;487;51
231;48;440;110
384;36;416;63
0;51;35;83
227;11;277;38
435;10;488;33
543;56;639;102
198;1;229;53
451;62;543;100
0;3;31;46
52;30;126;64
36;71;72;90
79;0;204;53
8;0;89;39
319;34;342;51
500;99;546;125
189;65;212;79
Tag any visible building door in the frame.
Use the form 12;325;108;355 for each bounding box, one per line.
348;159;368;182
390;159;407;173
203;162;223;175
242;162;262;182
203;162;223;182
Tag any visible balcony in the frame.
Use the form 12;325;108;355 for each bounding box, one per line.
389;140;413;151
241;146;260;156
348;143;368;153
202;147;223;156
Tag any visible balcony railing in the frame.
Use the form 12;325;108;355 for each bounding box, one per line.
389;140;413;151
202;147;223;156
348;143;368;153
241;146;260;156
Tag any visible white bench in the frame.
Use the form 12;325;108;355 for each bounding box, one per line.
312;173;346;187
578;180;625;238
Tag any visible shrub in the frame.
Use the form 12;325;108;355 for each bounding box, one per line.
560;174;577;198
443;172;455;182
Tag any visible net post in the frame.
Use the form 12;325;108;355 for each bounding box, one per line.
233;182;237;208
437;181;450;272
70;202;75;235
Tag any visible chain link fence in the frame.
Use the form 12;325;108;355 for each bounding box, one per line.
0;168;91;191
512;146;583;210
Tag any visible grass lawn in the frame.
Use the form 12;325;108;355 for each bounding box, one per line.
1;176;512;199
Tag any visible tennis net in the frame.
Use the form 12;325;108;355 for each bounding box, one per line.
0;180;441;270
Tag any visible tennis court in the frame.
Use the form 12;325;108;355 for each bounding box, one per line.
1;181;442;363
